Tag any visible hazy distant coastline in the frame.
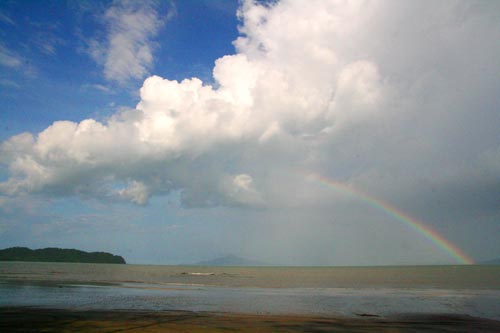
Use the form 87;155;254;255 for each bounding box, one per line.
480;258;500;265
0;247;126;264
193;255;267;266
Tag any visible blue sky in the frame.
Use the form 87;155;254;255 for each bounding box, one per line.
1;0;499;265
0;0;238;139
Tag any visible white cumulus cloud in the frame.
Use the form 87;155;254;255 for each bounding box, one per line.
1;0;499;216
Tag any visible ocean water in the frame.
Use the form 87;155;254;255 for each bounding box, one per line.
1;262;500;319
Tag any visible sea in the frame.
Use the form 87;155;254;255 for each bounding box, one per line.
1;262;500;319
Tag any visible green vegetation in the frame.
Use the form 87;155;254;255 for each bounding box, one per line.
0;247;126;264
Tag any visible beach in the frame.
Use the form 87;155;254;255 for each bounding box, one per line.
3;307;500;332
1;262;500;332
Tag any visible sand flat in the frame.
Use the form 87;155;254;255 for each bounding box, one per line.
1;307;500;332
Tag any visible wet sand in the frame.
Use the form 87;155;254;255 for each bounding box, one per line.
1;307;500;332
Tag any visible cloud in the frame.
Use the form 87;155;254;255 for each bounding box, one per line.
81;83;113;94
0;43;37;77
88;0;170;84
117;180;150;205
222;174;264;206
0;79;20;89
0;12;15;26
33;33;64;56
1;0;499;221
0;44;22;68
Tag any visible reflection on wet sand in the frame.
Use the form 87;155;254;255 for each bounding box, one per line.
2;307;500;333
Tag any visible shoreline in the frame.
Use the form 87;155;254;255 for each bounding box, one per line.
2;278;500;321
2;307;500;332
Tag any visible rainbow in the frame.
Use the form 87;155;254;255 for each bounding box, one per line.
309;173;474;264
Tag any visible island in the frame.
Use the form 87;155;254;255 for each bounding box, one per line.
0;247;126;264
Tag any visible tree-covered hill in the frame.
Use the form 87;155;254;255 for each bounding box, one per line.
0;247;126;264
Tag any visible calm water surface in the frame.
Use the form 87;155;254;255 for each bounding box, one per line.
1;262;499;319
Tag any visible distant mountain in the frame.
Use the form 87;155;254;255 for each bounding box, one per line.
479;258;500;265
194;255;266;266
0;247;126;264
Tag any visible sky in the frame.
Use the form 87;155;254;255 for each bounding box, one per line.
0;0;499;266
